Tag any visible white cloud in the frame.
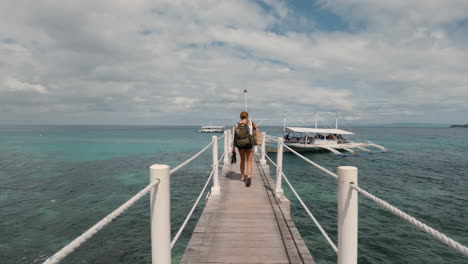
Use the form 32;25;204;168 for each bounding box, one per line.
173;96;198;108
133;96;148;103
0;0;467;125
3;77;48;94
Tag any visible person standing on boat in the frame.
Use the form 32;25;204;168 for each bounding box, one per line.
232;111;256;187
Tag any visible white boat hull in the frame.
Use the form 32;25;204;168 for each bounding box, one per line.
266;142;387;155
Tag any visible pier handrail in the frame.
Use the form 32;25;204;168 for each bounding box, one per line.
43;136;225;264
266;136;468;258
350;183;468;257
264;154;338;253
171;152;225;249
282;143;337;179
170;134;223;174
43;178;162;264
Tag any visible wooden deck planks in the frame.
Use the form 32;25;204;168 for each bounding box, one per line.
180;152;315;264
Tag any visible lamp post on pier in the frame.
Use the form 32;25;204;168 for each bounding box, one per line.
244;89;248;112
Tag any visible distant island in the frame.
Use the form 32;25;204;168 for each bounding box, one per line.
450;124;468;128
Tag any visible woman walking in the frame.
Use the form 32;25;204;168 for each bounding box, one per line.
232;111;258;187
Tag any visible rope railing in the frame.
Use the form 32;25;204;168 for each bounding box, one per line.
171;135;224;174
264;136;468;258
350;183;468;257
170;142;213;174
282;143;338;179
43;137;224;264
171;152;225;249
43;179;161;264
264;154;338;253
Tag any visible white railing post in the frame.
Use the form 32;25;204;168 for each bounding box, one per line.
275;137;284;199
150;164;171;264
260;132;266;165
230;129;233;150
223;130;229;164
232;127;235;147
211;136;220;195
227;129;231;150
337;166;358;264
228;129;232;153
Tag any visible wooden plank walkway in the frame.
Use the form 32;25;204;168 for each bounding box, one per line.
180;152;315;263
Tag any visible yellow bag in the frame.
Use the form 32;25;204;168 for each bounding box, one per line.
252;122;262;146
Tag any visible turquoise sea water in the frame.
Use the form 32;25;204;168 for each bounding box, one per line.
0;126;467;263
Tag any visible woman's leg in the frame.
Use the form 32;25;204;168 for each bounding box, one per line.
239;150;246;180
245;150;254;178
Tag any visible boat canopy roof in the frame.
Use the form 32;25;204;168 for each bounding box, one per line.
286;127;354;135
201;126;224;128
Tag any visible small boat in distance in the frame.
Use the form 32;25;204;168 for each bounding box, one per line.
198;125;225;133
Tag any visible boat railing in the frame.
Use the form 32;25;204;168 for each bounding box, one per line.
43;133;230;264
312;138;338;145
263;134;468;262
284;137;346;145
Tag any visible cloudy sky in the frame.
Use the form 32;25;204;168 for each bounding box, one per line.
1;0;467;125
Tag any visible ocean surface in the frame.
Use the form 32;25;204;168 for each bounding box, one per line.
0;125;467;264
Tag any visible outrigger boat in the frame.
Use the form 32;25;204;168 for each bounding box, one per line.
266;127;387;155
198;125;225;133
265;112;388;156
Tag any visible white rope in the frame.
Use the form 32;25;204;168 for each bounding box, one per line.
170;141;213;174
44;138;220;263
171;135;224;174
350;183;468;257
267;137;468;258
281;143;338;179
43;179;161;264
264;154;338;254
171;152;225;249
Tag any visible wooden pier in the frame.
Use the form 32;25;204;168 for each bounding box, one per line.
180;152;315;263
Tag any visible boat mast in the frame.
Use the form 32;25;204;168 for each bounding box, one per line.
315;112;318;129
335;112;338;129
283;112;287;133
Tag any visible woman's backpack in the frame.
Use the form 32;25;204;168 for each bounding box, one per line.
234;122;254;150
